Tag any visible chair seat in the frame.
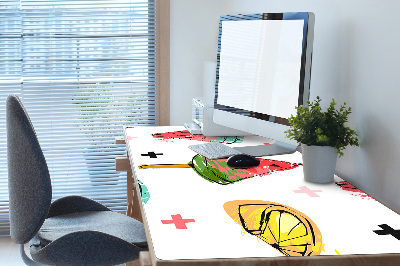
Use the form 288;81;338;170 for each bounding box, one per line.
37;211;147;248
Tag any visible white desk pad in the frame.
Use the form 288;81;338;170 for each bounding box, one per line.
124;126;400;260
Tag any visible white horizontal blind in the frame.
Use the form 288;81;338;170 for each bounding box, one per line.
0;0;159;236
0;0;23;237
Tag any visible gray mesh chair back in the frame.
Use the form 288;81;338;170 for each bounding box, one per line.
7;94;52;244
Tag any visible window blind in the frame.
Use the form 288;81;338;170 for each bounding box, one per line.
0;0;159;236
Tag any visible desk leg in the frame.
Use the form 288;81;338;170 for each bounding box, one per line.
139;252;152;266
126;170;133;217
124;252;152;266
124;173;146;266
125;259;141;266
115;155;143;222
128;170;143;223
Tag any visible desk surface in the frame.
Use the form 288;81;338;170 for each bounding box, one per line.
124;126;400;263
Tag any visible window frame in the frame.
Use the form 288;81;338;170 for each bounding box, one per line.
157;0;170;126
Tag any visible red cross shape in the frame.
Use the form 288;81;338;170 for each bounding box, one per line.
161;214;195;229
293;186;323;197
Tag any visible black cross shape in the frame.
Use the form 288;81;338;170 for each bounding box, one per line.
141;151;163;158
373;224;400;240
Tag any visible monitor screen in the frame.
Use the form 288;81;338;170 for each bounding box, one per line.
217;19;304;119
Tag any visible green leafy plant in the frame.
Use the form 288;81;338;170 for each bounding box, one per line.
285;96;359;157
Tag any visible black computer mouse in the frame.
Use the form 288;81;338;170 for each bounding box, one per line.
226;154;260;167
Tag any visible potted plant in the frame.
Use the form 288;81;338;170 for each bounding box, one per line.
72;83;133;186
285;96;359;183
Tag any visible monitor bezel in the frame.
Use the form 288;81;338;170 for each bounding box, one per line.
214;12;314;126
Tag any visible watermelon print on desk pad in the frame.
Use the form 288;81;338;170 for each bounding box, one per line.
189;155;302;185
152;130;243;144
138;155;302;185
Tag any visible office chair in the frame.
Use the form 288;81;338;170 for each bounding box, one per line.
6;94;148;265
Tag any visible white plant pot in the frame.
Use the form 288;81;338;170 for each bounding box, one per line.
301;144;338;183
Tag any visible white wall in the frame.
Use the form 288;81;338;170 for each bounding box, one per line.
170;0;228;125
170;0;400;213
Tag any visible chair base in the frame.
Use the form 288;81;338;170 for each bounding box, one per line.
20;244;45;266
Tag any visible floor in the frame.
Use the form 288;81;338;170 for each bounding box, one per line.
0;237;25;266
0;236;140;266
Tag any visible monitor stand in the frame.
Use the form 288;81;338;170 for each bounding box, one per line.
233;141;299;157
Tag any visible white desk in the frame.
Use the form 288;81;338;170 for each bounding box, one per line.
123;126;400;266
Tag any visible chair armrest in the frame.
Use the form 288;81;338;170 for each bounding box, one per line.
47;195;110;218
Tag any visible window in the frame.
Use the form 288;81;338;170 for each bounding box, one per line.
0;0;169;236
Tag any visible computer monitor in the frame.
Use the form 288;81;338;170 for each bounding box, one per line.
213;12;315;157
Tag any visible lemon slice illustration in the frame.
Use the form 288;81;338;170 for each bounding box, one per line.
224;200;323;256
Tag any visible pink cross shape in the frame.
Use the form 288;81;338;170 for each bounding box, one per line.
161;214;195;229
127;136;136;141
293;186;323;197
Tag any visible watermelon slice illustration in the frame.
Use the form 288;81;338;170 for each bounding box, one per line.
138;155;302;185
152;130;243;144
189;155;302;185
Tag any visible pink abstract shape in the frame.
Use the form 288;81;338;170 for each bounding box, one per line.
293;186;323;197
